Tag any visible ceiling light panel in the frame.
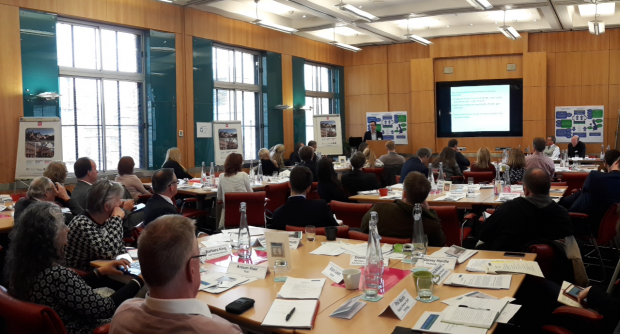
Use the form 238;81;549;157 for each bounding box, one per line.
257;0;298;15
336;3;379;22
578;3;615;17
466;0;493;10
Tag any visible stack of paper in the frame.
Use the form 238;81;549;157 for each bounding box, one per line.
276;278;326;299
221;226;265;236
199;272;256;294
310;243;346;256
440;297;510;329
442;291;506;306
358;190;379;195
433;193;467;202
557;281;584;308
466;259;519;273
495;193;521;202
485;260;544;278
330;295;366;319
429;247;478;264
262;299;319;329
444;273;512;290
412;312;487;334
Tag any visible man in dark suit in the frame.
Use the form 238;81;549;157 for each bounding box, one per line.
143;168;180;227
567;135;587;158
363;121;383;142
448;139;470;172
288;142;304;166
400;147;432;183
298;146;318;182
271;166;338;230
71;157;100;209
341;152;381;195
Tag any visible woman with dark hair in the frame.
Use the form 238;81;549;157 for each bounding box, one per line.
115;156;151;201
64;180;127;271
433;147;463;181
317;158;350;203
14;176;81;224
4;201;143;334
216;153;253;229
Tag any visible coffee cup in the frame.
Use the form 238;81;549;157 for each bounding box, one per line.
343;268;361;290
379;188;388;196
325;226;338;241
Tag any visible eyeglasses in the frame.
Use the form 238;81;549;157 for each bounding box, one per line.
168;180;179;187
188;253;207;265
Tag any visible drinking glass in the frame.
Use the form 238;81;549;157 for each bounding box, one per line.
402;243;414;265
305;225;316;241
229;233;239;249
467;177;476;198
416;276;435;300
273;259;289;281
411;234;428;259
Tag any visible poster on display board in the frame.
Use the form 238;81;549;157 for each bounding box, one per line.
365;112;408;145
312;114;343;155
15;117;63;180
554;106;604;143
213;121;244;165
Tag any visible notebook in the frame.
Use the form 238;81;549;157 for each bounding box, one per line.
261;299;319;329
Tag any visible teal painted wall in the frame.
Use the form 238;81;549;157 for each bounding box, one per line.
334;66;346;141
262;52;284;148
20;10;59;117
193;37;215;166
146;30;177;169
292;57;306;145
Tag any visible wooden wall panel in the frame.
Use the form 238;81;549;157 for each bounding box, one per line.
411;91;435;124
0;0;18;5
547;52;557;87
429;33;528;59
411;123;436;153
344;95;389;126
555;31;584;53
581;50;609;86
282;54;294;157
184;35;195;169
344;64;388;96
388;62;410;94
56;0;106;20
609;50;620;85
410;59;434;92
523;52;546;87
610;29;620;50
523;87;546;121
343;46;387;66
581;31;609;51
581;85;609;109
546;87;556;121
19;0;56;12
389;93;410;113
555;52;582;86
609;85;620;121
434;55;523;82
528;32;557;53
555;86;583;106
0;4;24;184
106;0;146;28
387;43;430;63
523;121;547;147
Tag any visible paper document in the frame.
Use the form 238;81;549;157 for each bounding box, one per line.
276;278;325;299
430;247;478;264
454;296;509;313
495;193;521;202
310;243;346;256
199;272;255;294
434;193;467;202
442;291;501;306
496;304;522;324
466;259;520;273
428;264;451;285
441;306;498;329
485;260;544;278
412;312;487;334
445;274;511;290
261;299;318;329
330;295;366;320
358;190;379;195
221;226;264;236
557;281;584;308
415;256;457;270
341;243;367;256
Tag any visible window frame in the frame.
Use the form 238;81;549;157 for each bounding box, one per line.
57;18;147;173
304;62;335;144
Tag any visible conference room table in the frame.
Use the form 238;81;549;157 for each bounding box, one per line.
0;200;15;233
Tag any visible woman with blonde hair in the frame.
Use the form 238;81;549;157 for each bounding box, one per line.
507;148;526;183
258;148;278;176
471;147;497;175
363;148;384;168
270;144;285;169
162;147;192;180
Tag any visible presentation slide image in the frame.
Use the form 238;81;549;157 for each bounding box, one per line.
450;85;510;132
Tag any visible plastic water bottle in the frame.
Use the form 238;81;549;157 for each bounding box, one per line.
601;145;605;159
201;162;207;187
249;159;255;181
412;204;426;259
607;145;611;151
437;162;445;194
209;162;215;187
257;160;263;182
428;163;437;194
494;163;501;195
503;166;511;193
363;212;383;299
237;202;252;259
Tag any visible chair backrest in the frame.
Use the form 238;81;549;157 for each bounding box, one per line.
306;182;321;200
329;201;373;229
264;182;290;213
429;206;461;246
224;192;267;228
0;286;67;334
463;171;494;184
285;225;349;238
348;230;411;244
381;165;402;187
362;168;384;186
395;175;401;183
596;203;620;246
528;244;556;281
560;173;590;195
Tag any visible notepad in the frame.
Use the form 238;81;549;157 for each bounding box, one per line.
261;299;319;329
444;273;511;290
441;306;498;329
412;312;487;334
276;278;325;299
429;247;478;264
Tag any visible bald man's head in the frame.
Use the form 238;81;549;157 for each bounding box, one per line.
571;135;579;146
523;168;551;196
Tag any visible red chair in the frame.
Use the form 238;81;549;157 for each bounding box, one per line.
285;225;349;238
306;182;321;200
430;206;476;246
578;204;620;279
0;286;110;334
265;182;290;213
348;230;411;244
395;175;401;183
329;201;373;229
559;173;589;196
542;306;604;334
463;171;494;184
362;168;384;185
224;192;267;228
179;197;210;219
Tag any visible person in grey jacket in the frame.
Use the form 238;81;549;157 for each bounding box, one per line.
433;147;463;181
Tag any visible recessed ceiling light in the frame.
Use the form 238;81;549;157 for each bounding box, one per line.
303;15;306;18
494;21;497;24
446;25;450;27
359;6;362;8
579;3;615;17
533;19;537;22
470;23;473;26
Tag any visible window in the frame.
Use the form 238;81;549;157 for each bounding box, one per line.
304;63;334;144
213;45;261;160
57;20;144;173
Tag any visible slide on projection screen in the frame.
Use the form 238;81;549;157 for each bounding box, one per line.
436;79;523;138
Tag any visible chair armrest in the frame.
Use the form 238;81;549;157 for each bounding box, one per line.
541;325;574;334
93;323;110;334
552;306;603;322
182;198;199;203
569;212;589;219
464;213;476;220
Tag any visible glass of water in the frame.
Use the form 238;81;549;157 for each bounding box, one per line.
273;259;289;282
305;225;316;241
416;276;435;300
229;233;239;249
467;177;476;198
411;234;428;260
402;243;415;266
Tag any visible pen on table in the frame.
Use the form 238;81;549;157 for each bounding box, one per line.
311;279;321;281
285;307;296;321
458;305;490;311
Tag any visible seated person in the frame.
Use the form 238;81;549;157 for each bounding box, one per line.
162;147;193;180
360;172;445;246
71;157;101;209
44;161;73;206
476;168;573;252
568;135;586;158
574;284;620;334
270;144;285;170
217;153;252;229
258;148;278;176
341;152;381;195
378;141;405;165
115;156;151;201
470;147;497;175
308;140;318;162
433;147;463;181
288;142;304;166
64;180;128;271
144;168;180;227
363;148;383;168
5;201;143;334
400;147;431;183
448;139;470;172
317;157;350;203
109;215;242;334
525;137;555;179
271;166;338;230
507;148;526;184
543;135;560;159
14;176;81;224
298;146;318;182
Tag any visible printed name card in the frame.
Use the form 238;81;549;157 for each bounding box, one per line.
510;185;524;193
205;245;231;260
380;289;416;320
428;264;451;285
322;261;344;283
416;256;457;270
289;238;301;249
349;255;389;267
226;262;268;279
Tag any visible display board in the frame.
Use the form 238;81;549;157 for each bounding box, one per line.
312;114;343;155
555;106;604;143
213;121;244;165
15;117;63;180
365;112;408;145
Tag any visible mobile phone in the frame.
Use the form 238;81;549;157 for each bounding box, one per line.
563;284;584;301
225;297;255;314
503;252;526;257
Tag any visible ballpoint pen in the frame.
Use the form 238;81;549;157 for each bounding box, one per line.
285;307;296;321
